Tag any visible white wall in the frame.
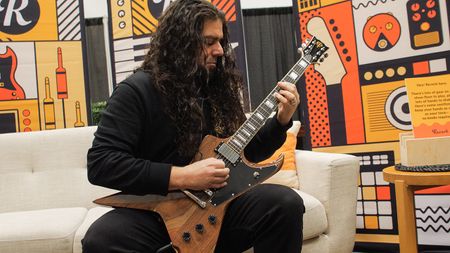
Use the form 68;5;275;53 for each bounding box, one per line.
83;0;108;19
240;0;292;9
82;0;293;19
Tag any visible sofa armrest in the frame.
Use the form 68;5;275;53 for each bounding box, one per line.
295;150;360;253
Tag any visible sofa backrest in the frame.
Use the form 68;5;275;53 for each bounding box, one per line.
0;126;117;213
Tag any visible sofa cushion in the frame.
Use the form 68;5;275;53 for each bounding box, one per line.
0;207;87;253
260;121;301;189
293;189;328;240
73;207;113;253
0;169;117;213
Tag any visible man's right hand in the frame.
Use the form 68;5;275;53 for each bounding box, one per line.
169;158;230;191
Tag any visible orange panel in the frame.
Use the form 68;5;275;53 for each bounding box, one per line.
377;186;391;200
416;185;450;194
412;61;430;75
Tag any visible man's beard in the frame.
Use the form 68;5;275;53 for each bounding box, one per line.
196;64;218;88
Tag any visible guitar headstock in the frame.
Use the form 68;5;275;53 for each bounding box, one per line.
299;37;328;64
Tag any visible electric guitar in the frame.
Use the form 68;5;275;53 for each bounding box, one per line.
94;37;328;253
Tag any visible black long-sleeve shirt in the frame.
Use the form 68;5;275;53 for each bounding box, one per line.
87;71;290;195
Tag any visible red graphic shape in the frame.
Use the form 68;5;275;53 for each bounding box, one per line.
413;61;430;75
426;0;436;8
363;13;401;51
377;186;391;200
23;118;31;126
0;47;26;100
416;185;450;194
428;9;437;18
412;13;422;22
411;3;420;11
56;47;68;99
22;109;30;117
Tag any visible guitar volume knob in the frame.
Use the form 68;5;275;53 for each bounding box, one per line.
182;232;191;242
195;223;204;233
208;215;217;225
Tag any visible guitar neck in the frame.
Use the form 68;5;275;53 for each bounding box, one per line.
226;57;311;154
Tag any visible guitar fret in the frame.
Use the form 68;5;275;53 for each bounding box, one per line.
247;122;257;131
264;100;275;109
299;60;308;68
250;116;262;127
236;133;246;142
232;139;243;148
268;95;277;103
255;112;264;120
241;128;251;136
227;142;239;152
283;76;292;83
288;71;298;80
243;125;254;137
258;104;271;115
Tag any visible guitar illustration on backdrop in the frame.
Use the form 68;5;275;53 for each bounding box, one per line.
0;47;25;100
94;37;328;253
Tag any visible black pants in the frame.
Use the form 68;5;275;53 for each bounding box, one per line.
82;184;304;253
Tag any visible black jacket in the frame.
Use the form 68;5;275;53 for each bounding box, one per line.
87;71;290;195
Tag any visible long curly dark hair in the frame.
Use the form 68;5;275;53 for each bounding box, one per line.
140;0;245;157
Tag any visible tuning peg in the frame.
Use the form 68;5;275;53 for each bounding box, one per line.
324;53;329;58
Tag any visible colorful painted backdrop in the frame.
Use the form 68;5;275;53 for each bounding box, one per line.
0;0;89;133
292;0;450;250
106;0;250;110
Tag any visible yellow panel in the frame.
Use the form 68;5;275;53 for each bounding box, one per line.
0;99;40;132
355;233;399;244
365;215;379;229
35;42;87;129
414;31;440;48
0;2;58;41
111;0;133;39
363;187;376;200
361;81;411;142
320;0;347;7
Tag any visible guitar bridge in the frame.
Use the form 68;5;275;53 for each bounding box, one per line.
182;189;214;208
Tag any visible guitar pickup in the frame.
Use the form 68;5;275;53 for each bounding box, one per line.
216;142;240;165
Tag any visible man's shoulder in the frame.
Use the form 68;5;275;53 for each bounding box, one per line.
122;70;153;86
118;70;156;94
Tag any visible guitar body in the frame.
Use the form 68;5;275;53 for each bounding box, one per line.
95;135;283;253
0;47;25;100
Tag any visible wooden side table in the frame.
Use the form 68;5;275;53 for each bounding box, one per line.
383;166;450;253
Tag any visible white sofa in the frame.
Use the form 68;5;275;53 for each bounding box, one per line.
0;126;360;253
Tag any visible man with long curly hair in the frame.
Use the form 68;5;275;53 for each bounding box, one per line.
83;0;304;252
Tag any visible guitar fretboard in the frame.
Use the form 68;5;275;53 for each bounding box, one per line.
225;57;311;155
